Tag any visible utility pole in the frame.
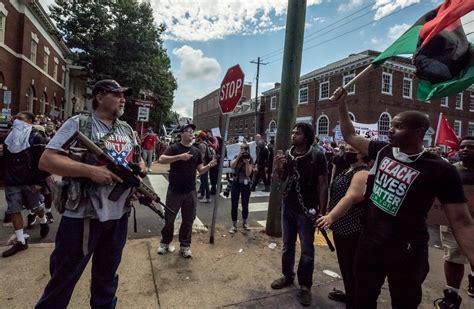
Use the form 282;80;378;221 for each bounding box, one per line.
266;0;307;237
250;57;267;136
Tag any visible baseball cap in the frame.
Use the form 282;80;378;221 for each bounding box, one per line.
92;79;133;96
180;123;196;132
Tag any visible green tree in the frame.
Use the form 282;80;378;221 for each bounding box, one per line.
49;0;176;129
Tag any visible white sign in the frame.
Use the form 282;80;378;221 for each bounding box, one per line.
226;141;257;162
334;122;379;141
50;109;60;117
3;91;11;105
211;127;221;138
137;106;149;122
1;108;11;116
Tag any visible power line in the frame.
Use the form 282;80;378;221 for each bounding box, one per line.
266;3;419;65
258;1;377;61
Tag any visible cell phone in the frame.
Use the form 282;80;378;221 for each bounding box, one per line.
277;150;284;156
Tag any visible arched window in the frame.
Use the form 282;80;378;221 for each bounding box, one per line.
316;115;329;137
348;112;356;121
40;92;47;114
378;112;392;137
269;120;276;133
27;86;35;113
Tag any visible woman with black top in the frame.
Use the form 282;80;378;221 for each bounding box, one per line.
229;142;254;234
316;144;369;309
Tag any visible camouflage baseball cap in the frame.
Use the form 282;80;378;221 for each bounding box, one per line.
92;79;133;96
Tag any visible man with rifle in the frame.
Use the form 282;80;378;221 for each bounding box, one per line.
35;80;142;308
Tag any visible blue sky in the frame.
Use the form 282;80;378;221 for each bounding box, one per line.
42;0;468;117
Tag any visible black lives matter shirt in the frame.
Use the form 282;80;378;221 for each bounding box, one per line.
363;141;466;247
165;143;202;193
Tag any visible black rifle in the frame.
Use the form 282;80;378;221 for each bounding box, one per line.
62;131;175;219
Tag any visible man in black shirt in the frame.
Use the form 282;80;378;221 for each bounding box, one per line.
334;87;474;308
157;124;216;258
271;123;328;307
436;136;474;308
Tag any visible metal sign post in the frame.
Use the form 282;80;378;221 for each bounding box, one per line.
209;114;230;244
210;65;245;244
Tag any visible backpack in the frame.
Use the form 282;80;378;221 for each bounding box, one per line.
200;141;215;164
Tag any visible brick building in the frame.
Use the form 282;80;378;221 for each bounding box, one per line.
0;0;86;119
261;50;474;145
193;84;252;135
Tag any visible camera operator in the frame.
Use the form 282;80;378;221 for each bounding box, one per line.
228;142;254;234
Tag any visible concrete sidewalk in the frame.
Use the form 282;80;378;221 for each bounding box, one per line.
2;225;474;308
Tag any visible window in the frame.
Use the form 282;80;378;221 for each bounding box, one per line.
378;112;391;137
316;115;329;137
440;97;449;107
30;40;38;63
468;122;474;136
53;57;59;81
245;119;248;129
319;81;329;100
402;78;412;99
43;47;49;73
0;14;5;44
270;96;277;110
343;74;355;94
470;93;474;112
454;120;462;137
348;112;356;121
240;120;243;129
456;93;463;110
299;87;308;104
382;72;392;95
269;120;276;133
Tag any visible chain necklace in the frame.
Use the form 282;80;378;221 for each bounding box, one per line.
281;146;318;219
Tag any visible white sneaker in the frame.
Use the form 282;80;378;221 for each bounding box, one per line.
157;243;175;255
180;246;192;258
243;223;250;231
199;198;209;203
229;226;237;234
147;168;152;173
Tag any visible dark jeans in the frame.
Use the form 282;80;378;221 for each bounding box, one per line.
281;202;315;288
161;190;197;247
36;214;128;309
230;182;251;222
333;231;361;309
354;236;429;309
199;172;210;199
209;166;218;194
251;167;269;189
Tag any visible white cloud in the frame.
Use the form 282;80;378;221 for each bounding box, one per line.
149;0;323;41
172;45;221;81
373;0;420;20
388;23;410;40
171;46;221;117
338;0;364;12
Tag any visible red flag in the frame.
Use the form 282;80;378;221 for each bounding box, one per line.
435;113;459;156
419;0;474;47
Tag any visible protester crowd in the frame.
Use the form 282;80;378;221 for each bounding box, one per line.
1;80;474;309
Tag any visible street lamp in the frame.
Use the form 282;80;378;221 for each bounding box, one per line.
71;96;77;115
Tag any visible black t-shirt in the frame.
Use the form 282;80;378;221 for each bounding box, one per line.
283;148;328;213
454;162;474;185
363;141;466;246
165;143;202;193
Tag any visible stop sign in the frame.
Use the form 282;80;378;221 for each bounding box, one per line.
219;65;245;114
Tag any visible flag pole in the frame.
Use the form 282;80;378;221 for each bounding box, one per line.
329;64;375;101
434;112;442;146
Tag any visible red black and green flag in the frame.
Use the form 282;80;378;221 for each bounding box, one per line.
372;0;474;101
